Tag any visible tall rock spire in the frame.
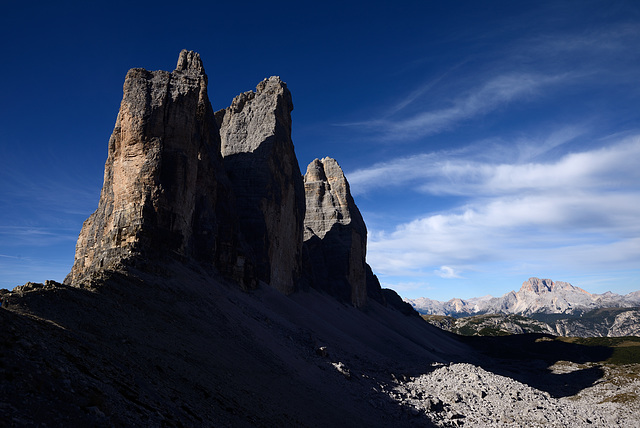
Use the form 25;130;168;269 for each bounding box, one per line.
65;50;386;307
303;157;369;307
216;77;305;295
66;50;250;286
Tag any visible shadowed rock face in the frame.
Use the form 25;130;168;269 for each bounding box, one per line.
216;77;305;295
66;50;251;287
303;157;369;307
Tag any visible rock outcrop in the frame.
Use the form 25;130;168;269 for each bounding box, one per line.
520;277;580;294
216;77;305;295
422;313;556;336
550;307;640;337
66;50;252;287
64;50;398;309
422;308;640;338
303;157;369;307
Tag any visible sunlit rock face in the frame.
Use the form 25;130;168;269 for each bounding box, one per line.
510;278;594;314
303;157;369;307
66;50;251;287
216;77;305;295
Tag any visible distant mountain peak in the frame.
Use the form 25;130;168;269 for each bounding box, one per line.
406;277;639;317
520;277;591;296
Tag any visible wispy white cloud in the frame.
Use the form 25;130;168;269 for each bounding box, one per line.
435;266;463;279
339;20;640;149
362;135;640;283
350;134;640;196
422;138;640;196
0;226;78;247
527;24;640;58
340;73;569;141
385;63;466;116
368;195;640;278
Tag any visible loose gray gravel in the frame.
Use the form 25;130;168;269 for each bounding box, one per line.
385;362;640;427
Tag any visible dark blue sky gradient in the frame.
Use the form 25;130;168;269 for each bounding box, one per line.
1;1;639;299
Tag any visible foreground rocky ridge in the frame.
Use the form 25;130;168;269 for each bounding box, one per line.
3;275;638;427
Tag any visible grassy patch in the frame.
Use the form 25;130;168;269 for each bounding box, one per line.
600;392;638;404
557;336;640;365
607;346;640;365
421;315;451;321
477;327;510;336
455;325;477;336
570;336;640;347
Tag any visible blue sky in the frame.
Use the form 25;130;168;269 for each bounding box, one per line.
1;1;639;300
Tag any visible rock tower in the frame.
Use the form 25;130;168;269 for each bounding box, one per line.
216;77;305;295
66;50;250;286
66;50;388;309
303;157;369;307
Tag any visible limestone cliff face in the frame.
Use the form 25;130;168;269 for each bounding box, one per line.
66;50;251;286
510;278;593;314
216;77;305;295
520;277;588;295
65;51;391;307
303;158;368;307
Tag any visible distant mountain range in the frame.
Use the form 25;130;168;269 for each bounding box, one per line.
406;277;640;317
422;308;640;337
408;278;640;337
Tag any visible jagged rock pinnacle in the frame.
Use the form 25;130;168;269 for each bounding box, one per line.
216;75;304;294
66;50;251;287
303;157;369;307
175;49;204;73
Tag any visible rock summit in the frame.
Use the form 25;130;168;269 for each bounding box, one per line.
66;50;387;309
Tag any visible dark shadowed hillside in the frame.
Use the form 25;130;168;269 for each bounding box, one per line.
1;263;468;427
